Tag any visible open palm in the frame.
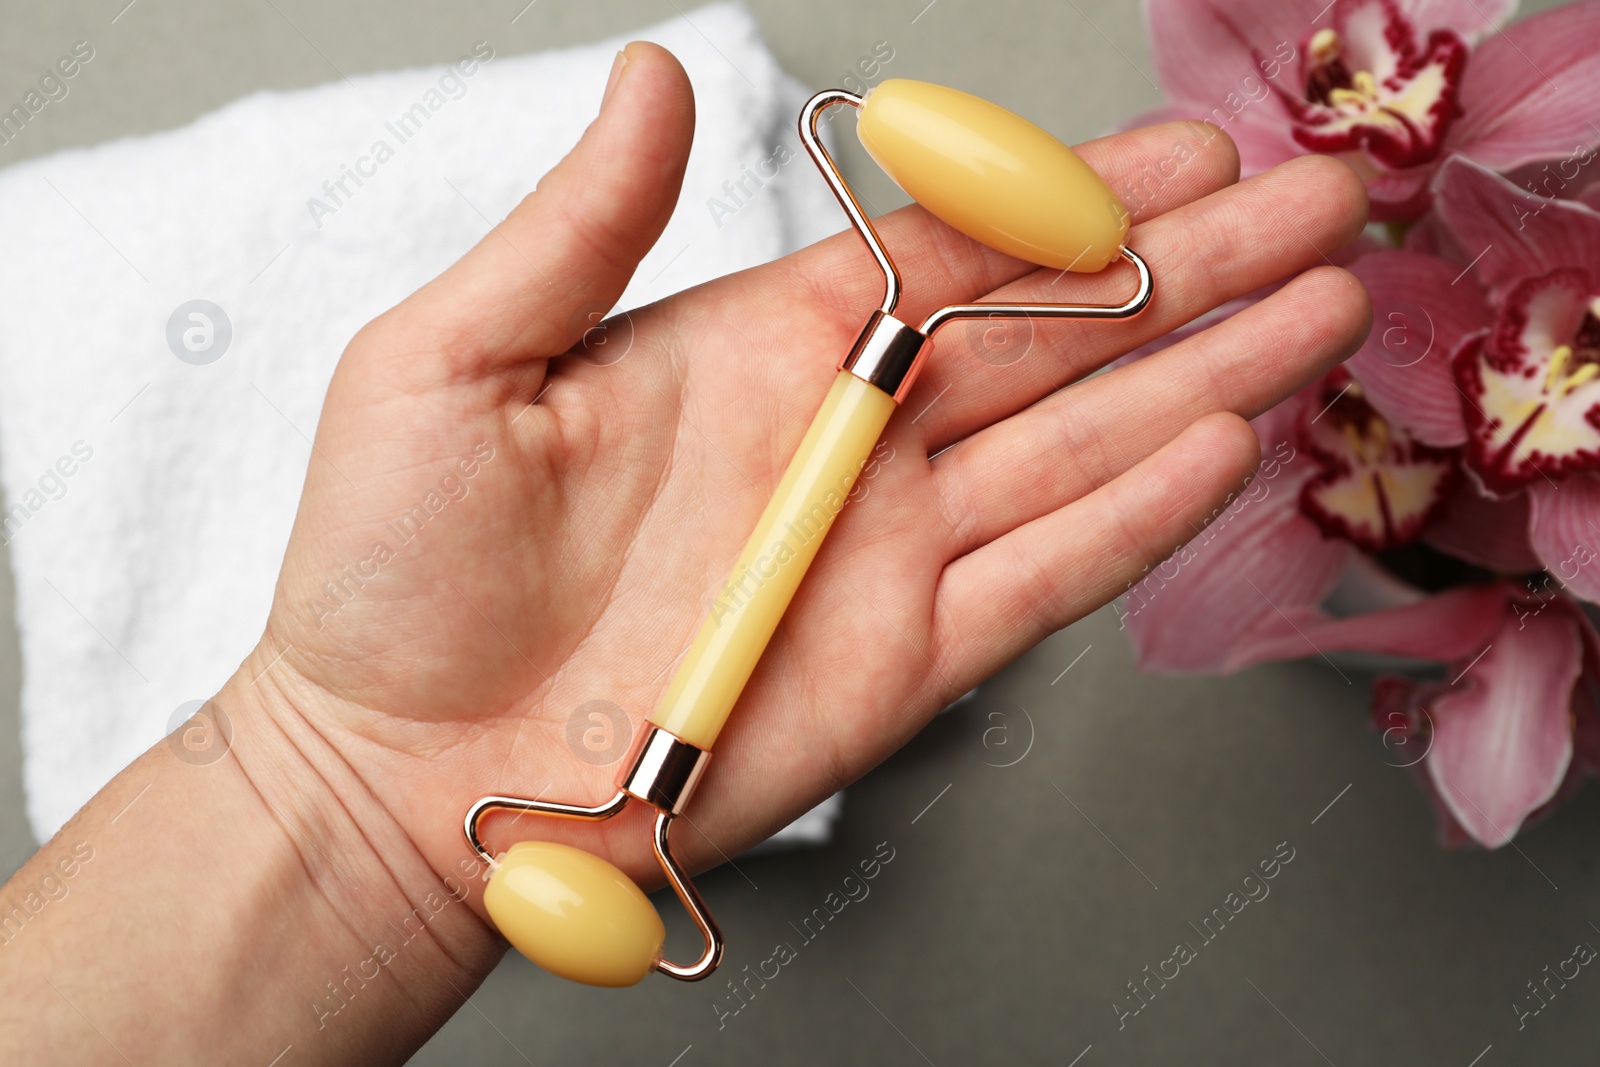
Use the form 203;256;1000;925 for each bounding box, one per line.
239;43;1369;910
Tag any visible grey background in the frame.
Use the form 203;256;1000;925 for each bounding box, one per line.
0;0;1592;1064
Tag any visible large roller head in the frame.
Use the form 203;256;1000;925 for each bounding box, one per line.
484;841;665;987
469;732;720;988
855;78;1129;273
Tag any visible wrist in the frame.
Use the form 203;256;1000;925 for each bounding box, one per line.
0;643;502;1066
219;639;502;952
195;646;503;1056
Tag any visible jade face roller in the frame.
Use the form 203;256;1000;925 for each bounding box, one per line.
464;78;1153;987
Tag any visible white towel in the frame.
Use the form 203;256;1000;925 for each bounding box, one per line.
0;3;848;845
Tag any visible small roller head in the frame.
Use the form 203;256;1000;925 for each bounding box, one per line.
856;79;1129;273
484;841;665;987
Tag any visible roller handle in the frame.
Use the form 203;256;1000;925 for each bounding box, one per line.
648;370;897;750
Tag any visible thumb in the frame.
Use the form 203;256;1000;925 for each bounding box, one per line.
400;41;695;375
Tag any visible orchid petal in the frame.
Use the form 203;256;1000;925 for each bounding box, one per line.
1528;475;1600;602
1253;379;1323;454
1453;0;1600;172
1426;602;1579;848
1433;155;1600;295
1403;208;1474;263
1123;435;1351;674
1566;607;1600;773
1325;551;1429;615
1348;250;1489;445
1371;675;1480;848
1425;479;1541;572
1143;0;1323;109
1239;581;1508;665
1367;166;1440;222
1218;114;1308;176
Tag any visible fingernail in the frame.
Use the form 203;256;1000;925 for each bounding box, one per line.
603;45;631;107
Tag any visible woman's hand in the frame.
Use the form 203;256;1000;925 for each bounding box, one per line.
243;41;1370;902
0;40;1369;1066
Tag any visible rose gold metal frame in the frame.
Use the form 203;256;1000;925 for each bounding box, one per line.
464;724;722;981
798;89;1153;404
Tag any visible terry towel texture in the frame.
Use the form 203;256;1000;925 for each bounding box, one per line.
0;4;846;843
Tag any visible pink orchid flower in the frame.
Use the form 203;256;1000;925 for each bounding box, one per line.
1133;0;1600;219
1120;374;1600;847
1348;155;1600;598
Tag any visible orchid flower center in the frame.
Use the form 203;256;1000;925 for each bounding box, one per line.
1547;300;1600;390
1298;377;1458;552
1286;0;1467;173
1337;393;1391;462
1306;29;1383;111
1455;275;1600;493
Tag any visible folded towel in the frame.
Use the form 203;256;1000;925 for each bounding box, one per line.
0;2;846;846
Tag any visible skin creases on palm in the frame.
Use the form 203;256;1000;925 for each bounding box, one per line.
260;282;960;890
